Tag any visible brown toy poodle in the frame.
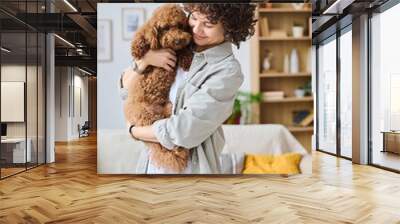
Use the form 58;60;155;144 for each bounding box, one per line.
124;4;194;173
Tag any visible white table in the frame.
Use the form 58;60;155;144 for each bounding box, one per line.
1;138;31;163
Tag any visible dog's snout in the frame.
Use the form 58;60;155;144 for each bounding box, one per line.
175;39;181;45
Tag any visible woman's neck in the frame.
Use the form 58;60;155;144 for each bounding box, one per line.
194;41;226;52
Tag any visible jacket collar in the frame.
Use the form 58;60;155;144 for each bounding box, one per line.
192;41;233;64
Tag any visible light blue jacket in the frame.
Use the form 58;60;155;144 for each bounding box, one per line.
136;41;244;174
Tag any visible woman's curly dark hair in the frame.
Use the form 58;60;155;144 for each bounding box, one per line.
183;3;257;49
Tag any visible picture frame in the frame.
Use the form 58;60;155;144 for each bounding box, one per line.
122;8;146;40
97;19;113;62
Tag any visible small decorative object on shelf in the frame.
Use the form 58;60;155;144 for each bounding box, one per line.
291;3;304;10
294;81;312;98
259;17;270;36
270;30;287;38
290;48;299;74
305;81;312;96
263;91;285;100
292;110;309;125
299;112;314;127
292;22;304;38
294;88;305;98
283;54;290;74
262;49;272;73
292;110;314;127
302;81;312;96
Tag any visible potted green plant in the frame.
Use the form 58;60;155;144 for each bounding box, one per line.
225;91;263;124
292;22;304;38
302;81;312;96
294;81;312;98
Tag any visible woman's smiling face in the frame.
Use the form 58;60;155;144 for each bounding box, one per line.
188;11;225;49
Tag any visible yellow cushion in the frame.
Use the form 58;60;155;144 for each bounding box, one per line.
242;152;302;174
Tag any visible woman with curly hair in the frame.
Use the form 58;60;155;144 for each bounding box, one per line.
120;3;257;174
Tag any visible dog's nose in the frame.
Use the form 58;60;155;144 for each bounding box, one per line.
175;39;181;45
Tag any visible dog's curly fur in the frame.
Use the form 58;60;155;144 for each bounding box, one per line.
124;4;194;173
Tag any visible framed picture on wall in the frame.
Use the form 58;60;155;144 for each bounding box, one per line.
122;8;145;40
98;19;113;62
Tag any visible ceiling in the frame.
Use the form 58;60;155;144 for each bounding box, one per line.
2;0;317;74
312;0;390;43
0;0;102;74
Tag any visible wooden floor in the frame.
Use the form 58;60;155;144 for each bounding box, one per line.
372;150;400;171
1;135;400;223
1;167;26;178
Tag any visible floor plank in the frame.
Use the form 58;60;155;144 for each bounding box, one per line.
0;135;399;223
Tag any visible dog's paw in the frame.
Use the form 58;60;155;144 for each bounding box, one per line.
164;102;173;116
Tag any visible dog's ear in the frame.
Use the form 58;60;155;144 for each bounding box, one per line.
131;31;149;59
148;26;160;49
177;47;194;71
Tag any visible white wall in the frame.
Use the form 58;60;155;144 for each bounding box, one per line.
71;73;89;138
98;3;158;131
55;67;68;141
97;3;253;174
54;67;89;141
233;40;252;92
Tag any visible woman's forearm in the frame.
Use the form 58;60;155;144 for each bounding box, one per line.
131;126;159;143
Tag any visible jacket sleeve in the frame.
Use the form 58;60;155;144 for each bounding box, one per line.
152;65;244;150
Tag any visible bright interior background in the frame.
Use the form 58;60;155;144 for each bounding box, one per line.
316;28;352;158
339;29;352;158
317;36;337;155
371;3;400;169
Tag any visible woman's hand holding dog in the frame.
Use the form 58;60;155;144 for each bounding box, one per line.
139;48;177;72
122;48;176;88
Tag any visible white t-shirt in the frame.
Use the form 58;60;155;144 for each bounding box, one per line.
168;67;187;104
146;67;193;174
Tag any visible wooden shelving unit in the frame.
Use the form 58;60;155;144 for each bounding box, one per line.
260;72;311;78
259;8;312;13
250;3;313;152
288;126;314;132
263;96;313;103
259;36;311;41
